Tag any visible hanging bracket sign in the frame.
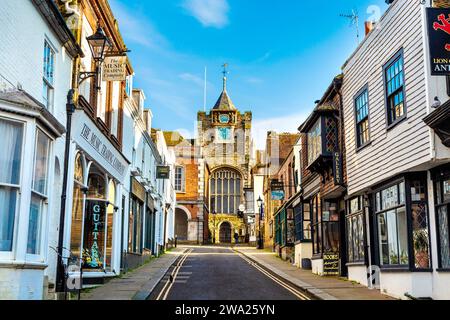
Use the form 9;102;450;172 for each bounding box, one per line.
157;166;170;179
427;8;450;75
102;56;127;81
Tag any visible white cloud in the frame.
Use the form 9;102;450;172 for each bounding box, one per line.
109;1;169;51
182;0;230;28
252;112;308;150
179;73;205;87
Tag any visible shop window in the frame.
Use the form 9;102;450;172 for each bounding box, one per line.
322;201;340;253
0;119;23;252
129;196;143;254
70;153;85;263
105;181;116;271
43;41;55;110
435;175;450;269
410;180;431;269
294;203;311;242
346;197;365;263
354;87;370;148
375;181;409;266
82;164;108;271
384;50;405;126
27;129;50;255
311;195;323;255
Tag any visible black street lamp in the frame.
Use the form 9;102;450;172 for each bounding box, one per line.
257;196;264;250
86;26;112;62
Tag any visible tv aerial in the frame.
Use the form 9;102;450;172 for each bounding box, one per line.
340;9;360;44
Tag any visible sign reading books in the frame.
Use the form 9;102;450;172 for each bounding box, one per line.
157;166;171;179
82;200;106;270
323;252;340;276
427;8;450;75
102;56;127;81
271;180;285;200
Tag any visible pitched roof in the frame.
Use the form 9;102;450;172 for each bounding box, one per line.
212;89;236;110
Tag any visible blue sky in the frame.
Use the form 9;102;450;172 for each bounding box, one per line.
109;0;388;148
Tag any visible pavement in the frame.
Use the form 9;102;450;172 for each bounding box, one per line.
234;247;395;300
81;247;187;300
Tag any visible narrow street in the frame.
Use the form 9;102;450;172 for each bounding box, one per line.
149;246;311;301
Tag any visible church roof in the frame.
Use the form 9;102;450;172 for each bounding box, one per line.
212;89;236;110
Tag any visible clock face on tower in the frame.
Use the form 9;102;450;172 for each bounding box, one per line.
217;127;232;142
219;114;230;124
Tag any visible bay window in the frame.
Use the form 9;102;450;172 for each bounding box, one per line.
0;118;23;252
308;120;321;165
27;129;50;255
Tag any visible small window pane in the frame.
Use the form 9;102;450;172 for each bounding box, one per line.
33;130;50;195
0;187;17;252
27;194;44;255
0;119;23;185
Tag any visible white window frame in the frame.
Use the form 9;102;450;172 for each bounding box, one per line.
0;116;25;261
26;126;53;263
174;166;185;193
43;39;56;111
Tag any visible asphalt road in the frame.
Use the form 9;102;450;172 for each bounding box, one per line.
149;246;310;300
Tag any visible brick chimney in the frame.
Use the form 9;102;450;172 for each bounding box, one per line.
365;21;375;36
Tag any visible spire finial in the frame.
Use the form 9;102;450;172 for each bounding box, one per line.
222;63;228;91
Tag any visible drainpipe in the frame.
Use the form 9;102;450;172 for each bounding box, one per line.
56;89;76;295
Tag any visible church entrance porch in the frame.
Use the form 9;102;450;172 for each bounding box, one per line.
219;222;232;243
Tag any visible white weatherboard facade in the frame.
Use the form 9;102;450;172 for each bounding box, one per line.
0;0;75;299
342;0;450;299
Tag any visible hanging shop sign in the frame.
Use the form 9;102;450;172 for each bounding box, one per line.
102;56;127;81
323;252;340;276
271;180;285;200
82;200;106;270
156;166;170;179
427;8;450;75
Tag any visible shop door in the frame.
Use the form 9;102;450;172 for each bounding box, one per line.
219;222;232;243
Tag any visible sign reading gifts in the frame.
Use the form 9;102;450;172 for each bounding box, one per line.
427;8;450;75
102;56;127;81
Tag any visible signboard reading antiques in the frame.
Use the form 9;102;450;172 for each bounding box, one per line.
102;56;127;81
157;166;171;179
427;8;450;75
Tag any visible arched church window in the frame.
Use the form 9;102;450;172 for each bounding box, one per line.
210;168;242;215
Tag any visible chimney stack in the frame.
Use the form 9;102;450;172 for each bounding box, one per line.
365;21;375;36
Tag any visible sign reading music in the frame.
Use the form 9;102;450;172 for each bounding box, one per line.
102;56;127;81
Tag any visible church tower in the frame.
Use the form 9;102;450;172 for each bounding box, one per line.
197;66;253;243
